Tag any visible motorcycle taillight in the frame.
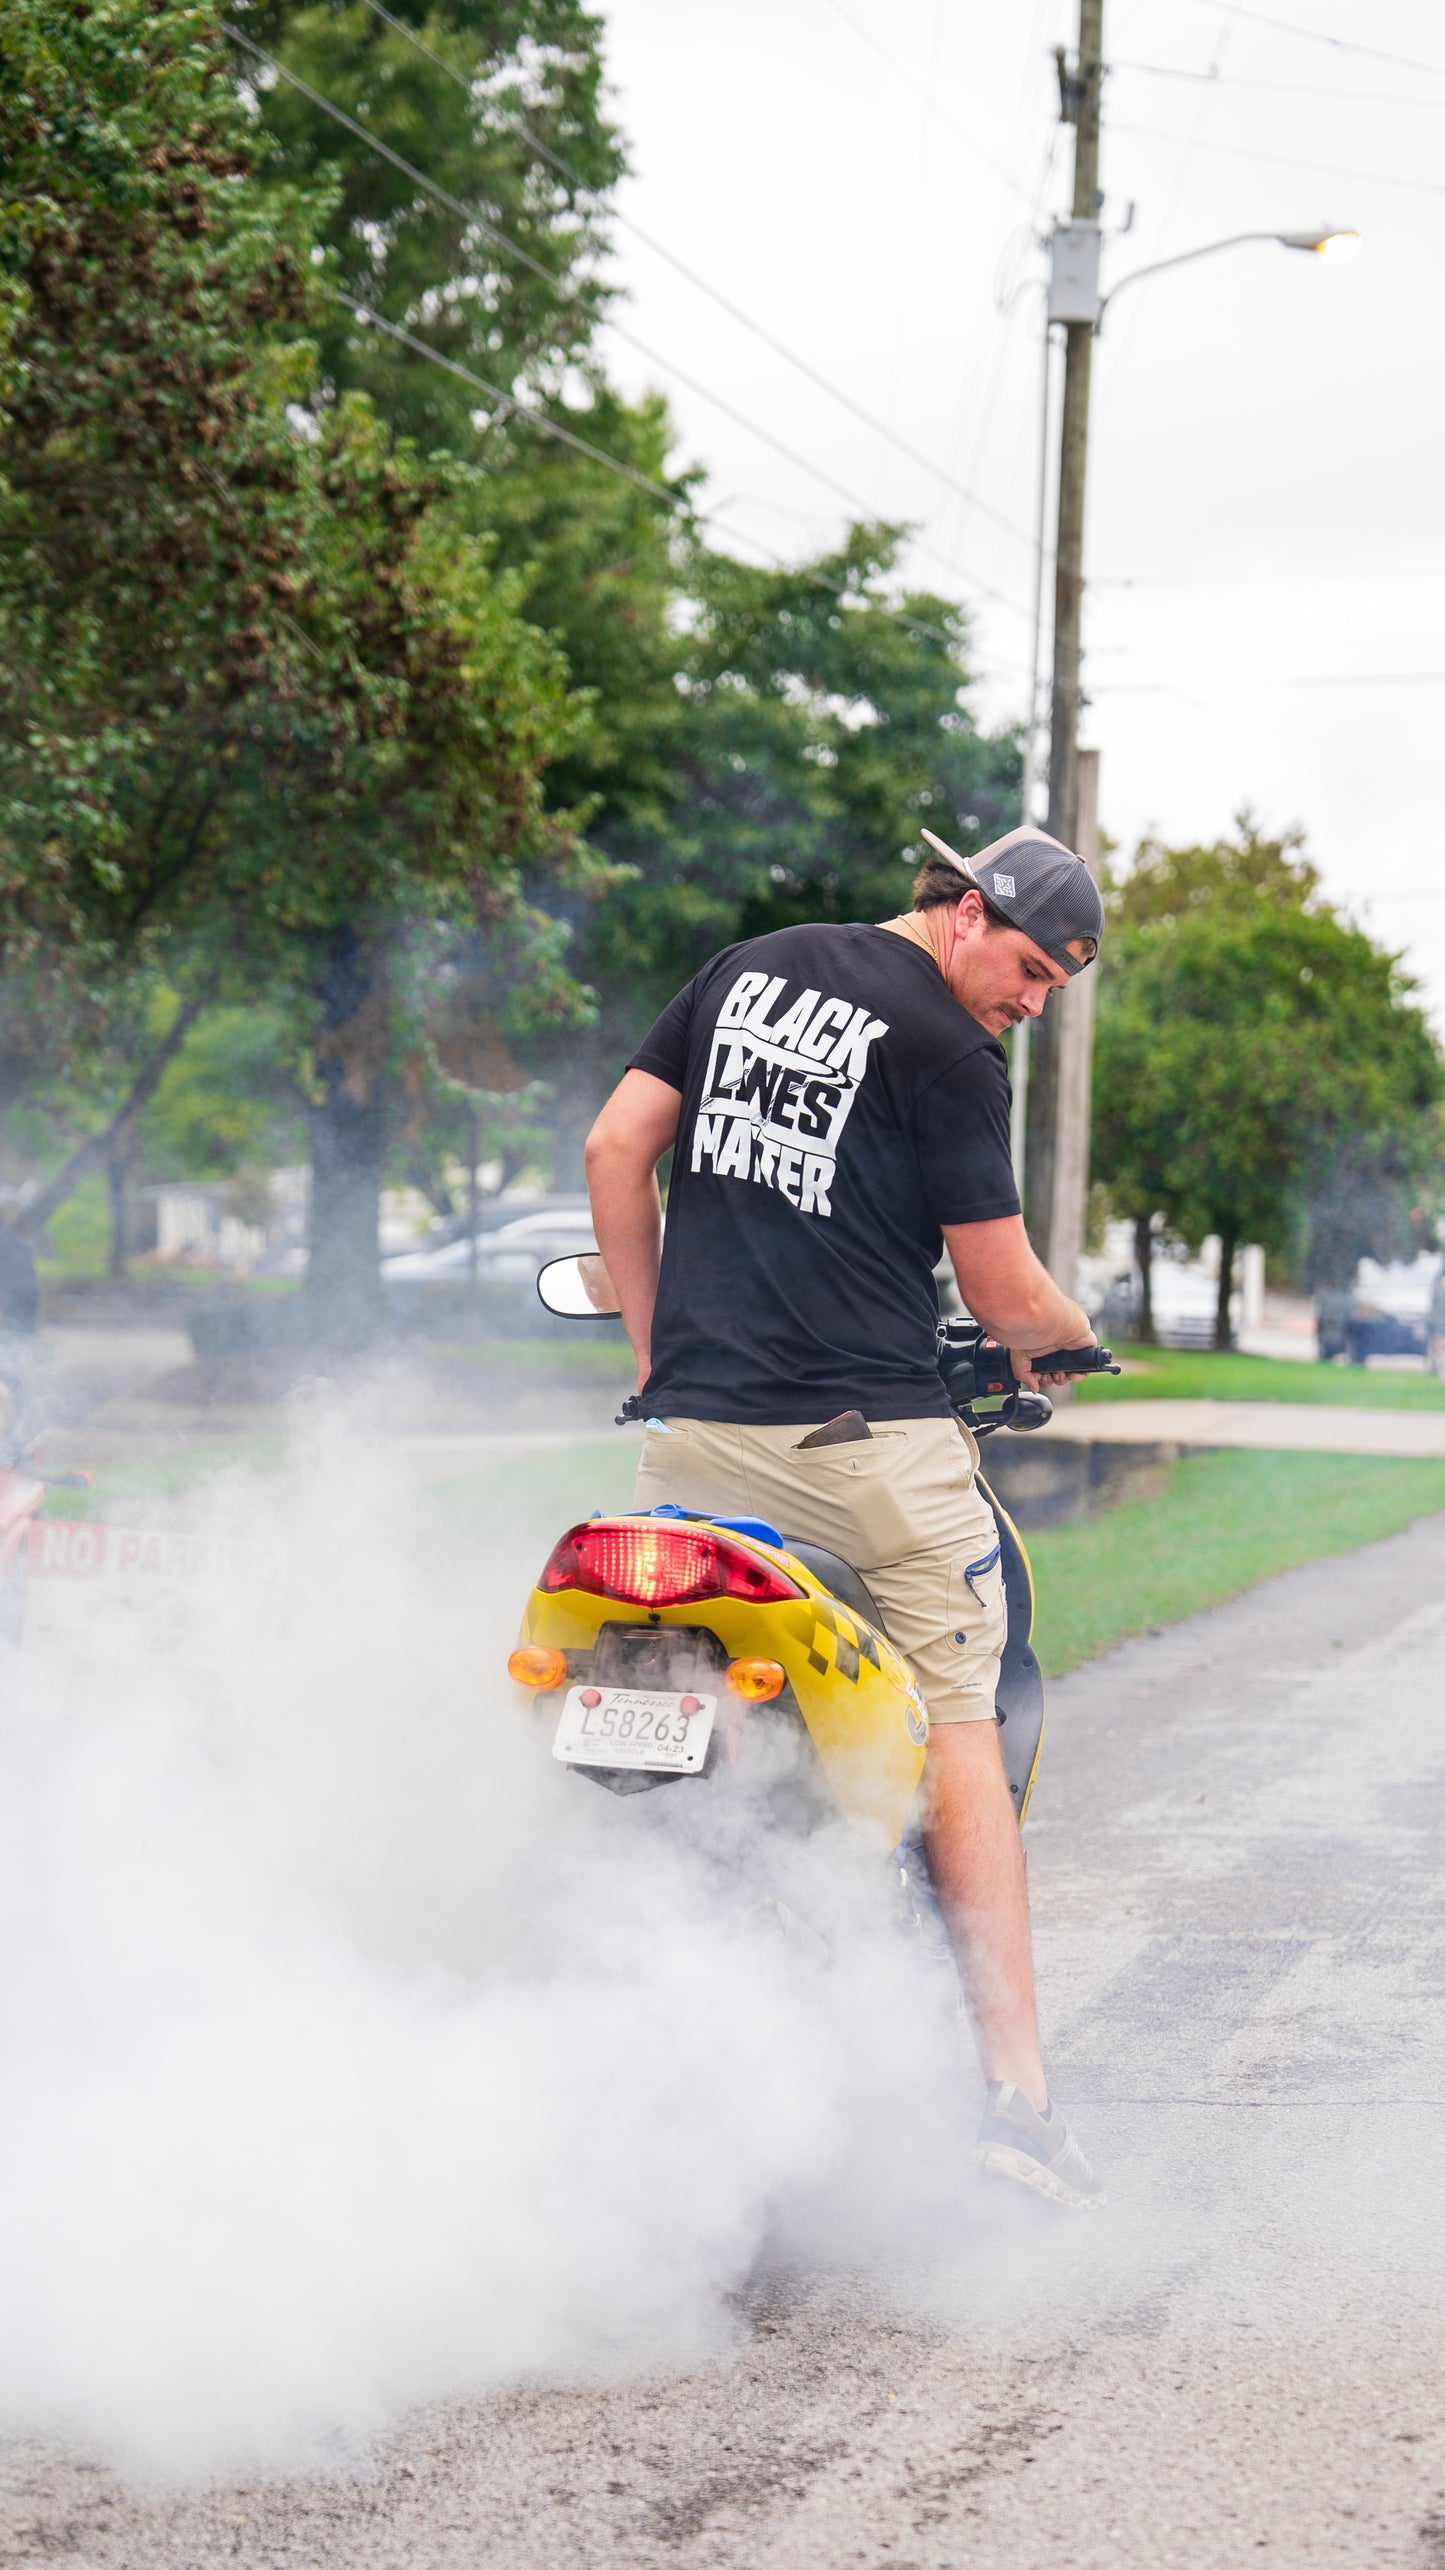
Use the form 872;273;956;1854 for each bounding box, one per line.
539;1520;802;1608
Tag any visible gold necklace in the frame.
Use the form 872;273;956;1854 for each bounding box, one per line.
884;913;942;971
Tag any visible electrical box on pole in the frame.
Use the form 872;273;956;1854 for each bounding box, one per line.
1047;223;1101;328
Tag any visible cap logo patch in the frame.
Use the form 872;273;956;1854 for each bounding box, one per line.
992;873;1016;898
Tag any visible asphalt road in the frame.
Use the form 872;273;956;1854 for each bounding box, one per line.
5;1510;1445;2567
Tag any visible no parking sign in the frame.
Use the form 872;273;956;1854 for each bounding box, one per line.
20;1516;283;1667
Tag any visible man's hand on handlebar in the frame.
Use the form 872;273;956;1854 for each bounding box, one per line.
1009;1332;1098;1392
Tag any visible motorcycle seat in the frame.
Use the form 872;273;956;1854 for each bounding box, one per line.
782;1540;889;1637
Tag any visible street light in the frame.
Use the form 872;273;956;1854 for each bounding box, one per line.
1017;221;1362;852
1097;225;1362;330
1012;212;1361;1217
1281;228;1363;262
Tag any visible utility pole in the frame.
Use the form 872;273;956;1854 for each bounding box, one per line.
1023;0;1104;1283
1045;746;1100;1291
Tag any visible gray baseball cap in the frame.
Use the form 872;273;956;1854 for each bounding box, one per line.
920;824;1104;975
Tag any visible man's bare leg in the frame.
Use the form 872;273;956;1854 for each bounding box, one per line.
922;1720;1047;2108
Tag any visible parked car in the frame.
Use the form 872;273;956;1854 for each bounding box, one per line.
1099;1254;1235;1351
378;1201;625;1339
1316;1255;1441;1366
381;1204;599;1288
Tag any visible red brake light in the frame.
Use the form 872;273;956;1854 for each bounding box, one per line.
539;1520;801;1608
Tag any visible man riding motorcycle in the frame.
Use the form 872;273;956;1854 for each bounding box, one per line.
584;823;1109;2210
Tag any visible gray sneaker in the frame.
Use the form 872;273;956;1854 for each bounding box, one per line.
973;2081;1105;2209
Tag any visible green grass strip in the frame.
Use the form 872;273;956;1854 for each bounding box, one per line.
44;1435;290;1520
419;1337;634;1379
1029;1447;1445;1675
1076;1343;1445;1410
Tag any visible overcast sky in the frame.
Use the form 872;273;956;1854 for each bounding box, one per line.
592;1;1445;1016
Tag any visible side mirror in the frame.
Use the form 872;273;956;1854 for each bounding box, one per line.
536;1253;623;1319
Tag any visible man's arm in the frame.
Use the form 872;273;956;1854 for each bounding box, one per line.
943;1214;1094;1386
584;1069;682;1388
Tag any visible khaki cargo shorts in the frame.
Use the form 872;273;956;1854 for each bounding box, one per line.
633;1414;1006;1724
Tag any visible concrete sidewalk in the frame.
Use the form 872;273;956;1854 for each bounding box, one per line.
1051;1395;1445;1459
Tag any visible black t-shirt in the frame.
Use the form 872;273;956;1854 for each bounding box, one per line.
629;922;1019;1424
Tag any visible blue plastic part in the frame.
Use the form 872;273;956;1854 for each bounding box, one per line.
706;1513;785;1549
638;1503;785;1549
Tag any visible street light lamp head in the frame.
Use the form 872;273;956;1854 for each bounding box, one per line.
1278;227;1362;262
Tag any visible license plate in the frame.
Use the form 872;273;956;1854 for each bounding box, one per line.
553;1685;716;1773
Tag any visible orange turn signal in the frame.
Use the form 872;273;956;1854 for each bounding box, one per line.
726;1656;786;1703
508;1643;568;1691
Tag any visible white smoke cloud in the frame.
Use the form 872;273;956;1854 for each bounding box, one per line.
0;1411;971;2480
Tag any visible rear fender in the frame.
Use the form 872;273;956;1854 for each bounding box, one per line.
519;1521;928;1846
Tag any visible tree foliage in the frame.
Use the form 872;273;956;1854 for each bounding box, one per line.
532;526;1020;1170
0;0;582;952
0;0;599;1324
0;0;317;968
1;0;1024;1306
1092;820;1442;1344
242;0;625;450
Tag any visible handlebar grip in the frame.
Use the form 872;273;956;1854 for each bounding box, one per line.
1029;1345;1122;1376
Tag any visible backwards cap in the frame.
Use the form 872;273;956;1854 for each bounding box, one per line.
920;824;1104;974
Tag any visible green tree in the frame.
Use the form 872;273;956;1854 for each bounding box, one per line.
535;525;1020;1173
1092;821;1442;1348
240;3;1026;1199
241;0;624;451
0;0;319;968
241;0;693;979
0;0;590;1334
137;999;307;1178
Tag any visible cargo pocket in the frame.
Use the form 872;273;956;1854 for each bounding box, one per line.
945;1531;1008;1696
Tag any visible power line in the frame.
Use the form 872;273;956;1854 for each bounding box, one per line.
1110;118;1445;198
586;319;1031;616
325;282;1030;671
225;26;594;298
946;123;1061;567
352;0;1039;556
1092;669;1445;696
1270;670;1445;690
326;284;680;496
1095;565;1445;588
1177;0;1445;82
1147;0;1243;245
1113;56;1441;107
224;20;1035;620
819;0;1038;206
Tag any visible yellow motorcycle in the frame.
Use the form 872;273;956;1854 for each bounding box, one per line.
509;1260;1118;1935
